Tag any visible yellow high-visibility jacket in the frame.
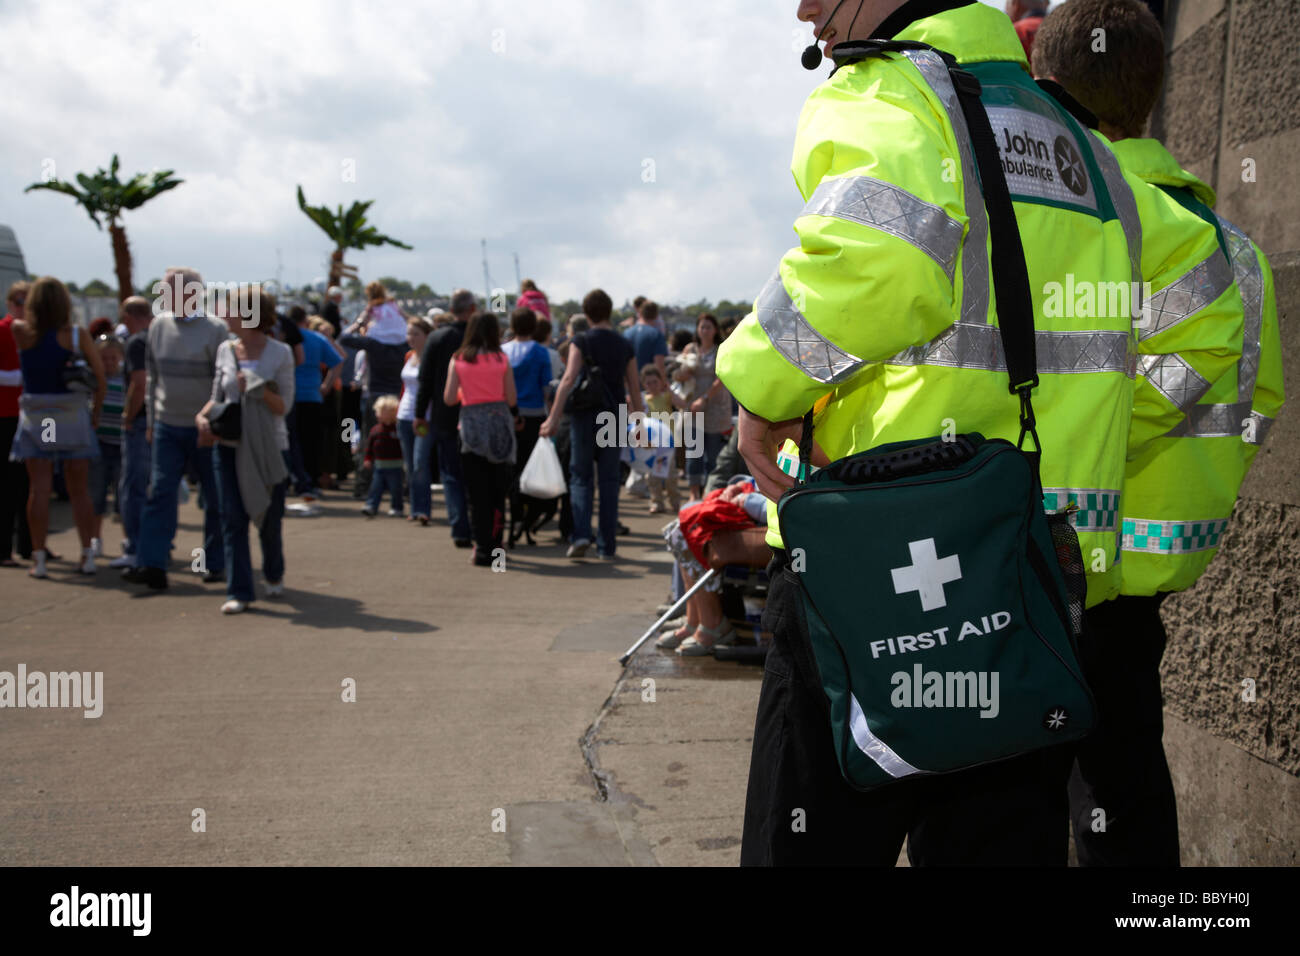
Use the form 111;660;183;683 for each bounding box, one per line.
717;1;1220;607
1113;137;1284;594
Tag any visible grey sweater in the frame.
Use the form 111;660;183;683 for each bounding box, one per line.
146;313;230;429
210;338;294;526
209;338;295;450
236;370;289;526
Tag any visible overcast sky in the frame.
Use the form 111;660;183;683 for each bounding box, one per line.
0;0;1018;305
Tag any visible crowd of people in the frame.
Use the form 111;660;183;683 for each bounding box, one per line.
0;269;739;614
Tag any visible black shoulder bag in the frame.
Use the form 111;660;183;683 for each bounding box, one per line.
566;332;615;413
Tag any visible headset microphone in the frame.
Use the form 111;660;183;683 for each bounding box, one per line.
801;0;852;70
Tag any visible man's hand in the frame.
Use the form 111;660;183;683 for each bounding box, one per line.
736;406;807;502
539;416;558;439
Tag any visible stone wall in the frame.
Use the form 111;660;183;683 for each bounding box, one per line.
1148;0;1299;863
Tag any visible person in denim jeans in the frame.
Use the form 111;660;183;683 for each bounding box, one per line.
109;297;154;568
86;334;127;557
198;289;293;613
540;289;642;560
362;395;404;516
395;317;433;523
414;289;476;546
122;268;228;591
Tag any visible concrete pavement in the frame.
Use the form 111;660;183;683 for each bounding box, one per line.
0;484;761;866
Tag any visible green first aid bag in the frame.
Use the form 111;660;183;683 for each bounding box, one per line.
772;40;1097;791
778;433;1094;790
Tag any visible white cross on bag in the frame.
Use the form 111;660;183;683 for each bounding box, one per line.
890;538;962;612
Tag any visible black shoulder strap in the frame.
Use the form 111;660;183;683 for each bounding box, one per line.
942;53;1042;459
798;40;1042;483
574;331;606;379
1034;79;1098;131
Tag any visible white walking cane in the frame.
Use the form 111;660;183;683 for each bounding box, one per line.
618;568;718;665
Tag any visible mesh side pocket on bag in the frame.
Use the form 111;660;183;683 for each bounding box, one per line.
1046;510;1087;639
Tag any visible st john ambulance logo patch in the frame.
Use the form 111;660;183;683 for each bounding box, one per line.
1053;136;1088;196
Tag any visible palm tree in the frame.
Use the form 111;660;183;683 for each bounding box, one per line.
25;155;183;302
296;186;412;290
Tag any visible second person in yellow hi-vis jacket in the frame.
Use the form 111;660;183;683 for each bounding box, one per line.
1034;0;1283;867
718;0;1231;866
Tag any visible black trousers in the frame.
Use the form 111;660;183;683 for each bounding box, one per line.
338;388;362;480
509;416;545;537
0;416;31;559
296;402;327;488
321;389;342;480
741;551;1073;866
1069;594;1180;866
461;450;511;558
554;417;573;540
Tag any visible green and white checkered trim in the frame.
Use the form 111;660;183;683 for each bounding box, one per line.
1042;488;1120;533
777;447;819;481
1121;517;1229;554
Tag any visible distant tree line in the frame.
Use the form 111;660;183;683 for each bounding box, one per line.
52;273;755;329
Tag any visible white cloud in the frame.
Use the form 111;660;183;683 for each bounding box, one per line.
1;0;1021;305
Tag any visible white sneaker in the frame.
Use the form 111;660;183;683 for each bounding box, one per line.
220;599;248;615
566;540;591;560
80;547;96;575
265;581;284;598
90;537;102;558
387;509;403;517
109;554;135;568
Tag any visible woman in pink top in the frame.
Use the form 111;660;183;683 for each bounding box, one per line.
443;313;519;566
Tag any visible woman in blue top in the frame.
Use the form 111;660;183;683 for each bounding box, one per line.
286;307;342;498
502;307;554;546
8;277;105;578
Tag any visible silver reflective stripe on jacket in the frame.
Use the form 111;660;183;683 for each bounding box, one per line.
1140;247;1235;340
1086;135;1143;291
1137;352;1210;413
754;273;862;385
903;49;990;327
890;322;1131;373
801;175;965;281
1165;218;1269;442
